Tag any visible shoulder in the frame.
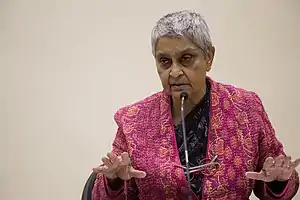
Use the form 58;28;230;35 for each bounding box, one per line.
113;91;165;126
212;80;263;108
211;80;264;112
212;80;268;130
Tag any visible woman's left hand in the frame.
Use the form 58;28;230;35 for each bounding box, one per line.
246;155;300;182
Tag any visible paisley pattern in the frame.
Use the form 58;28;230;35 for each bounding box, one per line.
92;77;299;200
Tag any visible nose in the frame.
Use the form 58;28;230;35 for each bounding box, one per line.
169;63;183;78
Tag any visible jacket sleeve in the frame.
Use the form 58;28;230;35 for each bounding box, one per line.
92;109;138;200
251;93;299;200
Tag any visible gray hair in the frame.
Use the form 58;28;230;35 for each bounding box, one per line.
151;10;212;56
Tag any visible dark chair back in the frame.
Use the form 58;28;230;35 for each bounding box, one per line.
81;172;97;200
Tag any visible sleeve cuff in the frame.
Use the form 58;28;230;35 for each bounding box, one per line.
103;175;124;197
266;180;289;198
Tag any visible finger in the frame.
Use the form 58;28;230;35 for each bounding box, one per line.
111;156;122;168
245;171;266;181
282;156;292;169
120;152;131;166
93;164;108;173
107;152;120;167
129;167;147;179
263;157;275;170
274;155;285;167
102;157;111;166
107;152;122;170
291;158;300;168
107;152;117;162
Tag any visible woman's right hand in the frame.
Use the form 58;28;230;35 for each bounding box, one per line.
93;152;146;181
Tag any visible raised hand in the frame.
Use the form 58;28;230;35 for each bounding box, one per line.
93;152;146;181
246;155;300;182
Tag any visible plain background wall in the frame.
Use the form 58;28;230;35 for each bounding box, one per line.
1;0;300;199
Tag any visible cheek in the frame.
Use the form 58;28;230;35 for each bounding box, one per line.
191;59;207;70
185;68;206;86
157;69;170;87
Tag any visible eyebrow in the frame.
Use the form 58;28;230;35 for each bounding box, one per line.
155;47;200;57
180;47;200;53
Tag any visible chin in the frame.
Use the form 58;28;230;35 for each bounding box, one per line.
171;90;186;100
171;92;180;98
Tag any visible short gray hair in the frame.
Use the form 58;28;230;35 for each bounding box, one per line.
151;10;212;56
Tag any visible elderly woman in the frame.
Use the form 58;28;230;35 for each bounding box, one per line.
92;10;299;200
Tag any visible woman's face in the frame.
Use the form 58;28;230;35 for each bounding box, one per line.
154;36;215;101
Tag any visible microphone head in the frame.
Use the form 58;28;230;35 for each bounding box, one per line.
180;91;189;100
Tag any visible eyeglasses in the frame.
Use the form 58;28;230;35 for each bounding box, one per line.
171;155;219;176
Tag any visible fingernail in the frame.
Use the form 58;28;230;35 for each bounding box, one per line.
92;168;97;172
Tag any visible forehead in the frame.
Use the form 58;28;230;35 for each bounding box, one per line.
155;36;199;56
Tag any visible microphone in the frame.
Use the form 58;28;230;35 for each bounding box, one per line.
180;91;188;100
180;90;193;200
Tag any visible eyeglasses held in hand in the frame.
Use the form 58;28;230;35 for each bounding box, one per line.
171;155;219;175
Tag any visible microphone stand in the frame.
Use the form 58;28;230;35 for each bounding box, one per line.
180;91;193;200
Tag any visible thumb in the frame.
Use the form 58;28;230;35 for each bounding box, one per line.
129;167;147;179
292;158;300;168
245;171;265;181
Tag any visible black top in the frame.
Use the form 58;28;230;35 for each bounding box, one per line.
173;80;210;199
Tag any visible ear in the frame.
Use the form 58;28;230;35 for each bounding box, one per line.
206;46;215;72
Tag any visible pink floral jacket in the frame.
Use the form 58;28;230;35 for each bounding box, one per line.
92;78;299;200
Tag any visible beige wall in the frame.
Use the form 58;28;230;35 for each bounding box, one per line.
1;0;300;199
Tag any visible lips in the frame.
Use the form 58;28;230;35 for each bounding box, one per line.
170;84;189;90
170;83;188;86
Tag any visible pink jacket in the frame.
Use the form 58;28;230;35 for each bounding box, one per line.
92;78;299;200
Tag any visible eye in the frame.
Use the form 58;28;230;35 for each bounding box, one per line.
159;57;171;66
180;54;193;61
